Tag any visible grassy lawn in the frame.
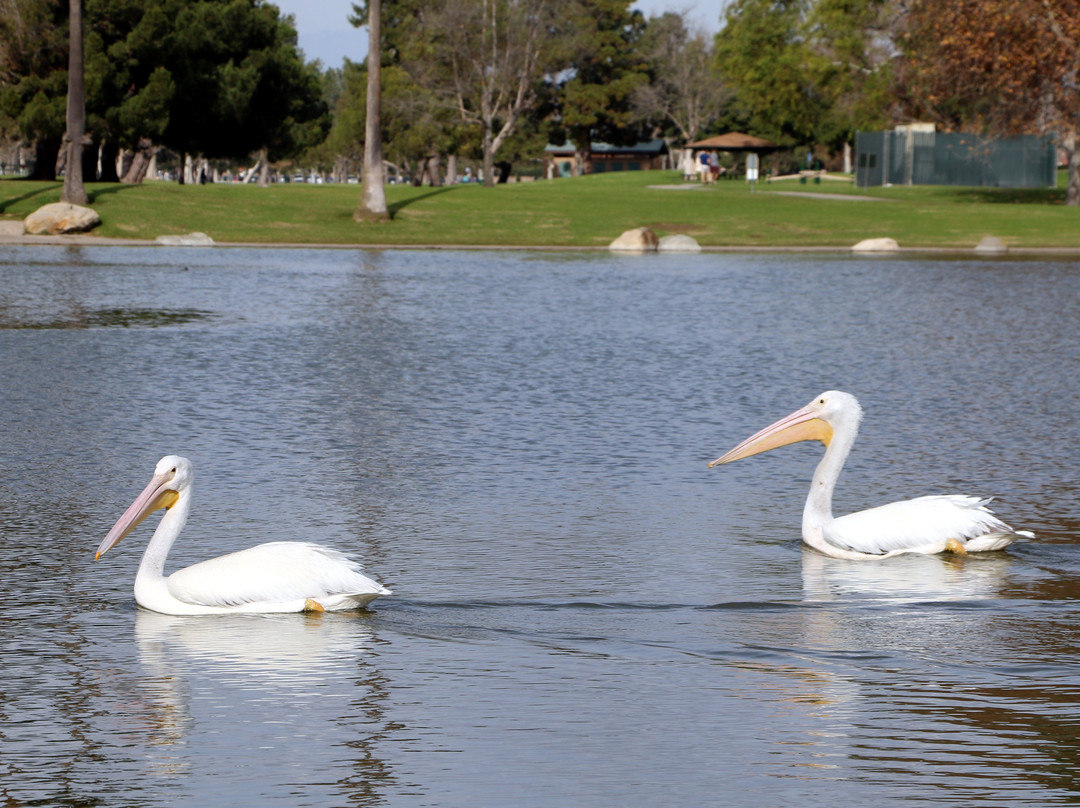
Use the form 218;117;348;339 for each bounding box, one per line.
1;170;1076;249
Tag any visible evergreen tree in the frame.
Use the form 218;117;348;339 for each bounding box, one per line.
714;0;894;155
0;0;69;179
558;0;650;161
1;0;325;183
714;0;822;147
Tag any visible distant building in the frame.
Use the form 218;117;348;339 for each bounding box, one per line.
544;140;670;178
856;126;1056;188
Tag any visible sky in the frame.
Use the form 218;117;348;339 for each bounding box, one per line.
272;1;730;68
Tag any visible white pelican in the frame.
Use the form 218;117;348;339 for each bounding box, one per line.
708;391;1033;560
95;455;391;614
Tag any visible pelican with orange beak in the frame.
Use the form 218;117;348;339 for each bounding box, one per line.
708;391;1033;559
95;455;390;614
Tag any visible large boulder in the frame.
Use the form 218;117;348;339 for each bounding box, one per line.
24;202;101;235
851;236;899;253
657;234;702;253
609;226;659;252
156;232;215;247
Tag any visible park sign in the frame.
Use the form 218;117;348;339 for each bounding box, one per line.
746;153;759;182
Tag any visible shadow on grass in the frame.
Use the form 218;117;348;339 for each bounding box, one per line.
948;187;1066;205
0;181;62;214
87;183;141;204
387;185;459;217
0;180;141;214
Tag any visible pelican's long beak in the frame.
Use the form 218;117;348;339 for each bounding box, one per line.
708;403;833;467
95;471;179;560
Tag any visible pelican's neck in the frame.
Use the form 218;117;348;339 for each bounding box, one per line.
801;418;858;540
135;487;191;587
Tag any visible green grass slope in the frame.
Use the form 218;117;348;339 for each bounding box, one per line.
1;170;1076;249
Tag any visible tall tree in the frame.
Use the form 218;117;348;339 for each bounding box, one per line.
160;1;325;183
899;0;1080;204
3;0;325;185
0;0;68;179
231;21;328;186
422;0;561;186
714;0;893;152
315;56;460;187
90;0;178;183
62;0;87;203
633;12;730;143
559;0;650;161
807;0;895;148
355;0;388;221
714;0;823;146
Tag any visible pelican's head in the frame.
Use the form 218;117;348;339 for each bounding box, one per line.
708;391;862;467
95;455;193;560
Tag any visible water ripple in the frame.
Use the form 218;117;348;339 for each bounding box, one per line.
2;247;1079;807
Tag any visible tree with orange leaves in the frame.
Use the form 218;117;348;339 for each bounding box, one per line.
898;0;1080;204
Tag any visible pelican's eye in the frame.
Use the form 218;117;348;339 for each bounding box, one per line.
818;398;826;405
170;466;177;474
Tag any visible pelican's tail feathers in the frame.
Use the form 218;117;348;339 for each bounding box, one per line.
963;531;1028;553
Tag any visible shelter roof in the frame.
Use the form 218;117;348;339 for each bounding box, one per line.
687;133;779;151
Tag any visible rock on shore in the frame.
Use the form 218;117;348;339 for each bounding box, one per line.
851;237;899;253
974;235;1008;255
657;234;702;253
155;232;216;247
609;227;659;252
24;203;101;235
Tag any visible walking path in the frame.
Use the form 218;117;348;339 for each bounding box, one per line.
765;190;893;202
648;184;891;202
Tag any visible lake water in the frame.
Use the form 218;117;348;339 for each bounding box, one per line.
1;245;1078;807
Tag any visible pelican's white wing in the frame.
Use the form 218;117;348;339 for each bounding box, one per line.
167;541;391;610
823;495;1026;556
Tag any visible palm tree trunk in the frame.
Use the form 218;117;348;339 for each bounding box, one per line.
61;0;87;204
355;0;389;222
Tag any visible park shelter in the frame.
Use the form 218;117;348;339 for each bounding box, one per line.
683;133;781;178
544;140;670;178
855;129;1056;188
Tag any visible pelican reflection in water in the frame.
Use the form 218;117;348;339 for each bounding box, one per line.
96;456;390;614
709;391;1033;560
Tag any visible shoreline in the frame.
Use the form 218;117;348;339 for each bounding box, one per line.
4;232;1080;255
